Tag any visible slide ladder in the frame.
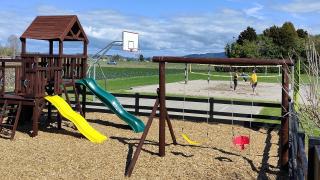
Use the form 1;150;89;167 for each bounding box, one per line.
0;100;22;140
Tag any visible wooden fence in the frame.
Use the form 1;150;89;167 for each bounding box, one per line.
69;91;282;127
289;103;320;180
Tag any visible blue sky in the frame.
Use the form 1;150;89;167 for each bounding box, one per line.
0;0;319;57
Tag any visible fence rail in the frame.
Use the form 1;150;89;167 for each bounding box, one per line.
68;90;281;127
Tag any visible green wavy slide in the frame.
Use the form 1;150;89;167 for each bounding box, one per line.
76;78;145;133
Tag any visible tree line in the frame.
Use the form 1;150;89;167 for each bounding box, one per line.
225;22;319;61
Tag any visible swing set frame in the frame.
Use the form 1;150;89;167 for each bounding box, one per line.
126;56;293;177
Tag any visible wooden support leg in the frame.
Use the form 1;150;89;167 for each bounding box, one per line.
165;110;177;145
63;84;71;105
31;100;39;137
10;102;22;140
126;99;159;177
74;83;83;116
47;103;52;123
81;85;86;117
57;114;62;130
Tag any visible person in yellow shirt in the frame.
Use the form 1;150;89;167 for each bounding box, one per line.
250;70;258;94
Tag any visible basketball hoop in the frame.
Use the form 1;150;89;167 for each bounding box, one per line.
123;31;139;52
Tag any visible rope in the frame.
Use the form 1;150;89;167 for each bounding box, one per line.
207;64;211;137
182;63;187;133
231;66;235;137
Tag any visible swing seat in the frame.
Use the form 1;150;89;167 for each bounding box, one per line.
233;135;250;150
181;133;201;145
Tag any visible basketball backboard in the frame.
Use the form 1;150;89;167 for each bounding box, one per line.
122;31;139;52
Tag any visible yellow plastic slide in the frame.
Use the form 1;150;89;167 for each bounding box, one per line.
45;95;107;144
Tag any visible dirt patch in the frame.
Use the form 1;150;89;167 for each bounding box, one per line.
0;112;282;179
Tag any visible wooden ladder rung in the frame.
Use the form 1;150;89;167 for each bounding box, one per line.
6;107;19;110
6;115;16;118
0;124;14;128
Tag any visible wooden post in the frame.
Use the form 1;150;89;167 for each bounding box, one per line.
209;97;214;122
21;38;26;54
281;64;289;171
56;40;64;128
47;40;54;123
82;85;86;117
1;62;5;95
83;41;88;78
159;62;166;157
135;93;139;115
31;99;39;137
49;40;53;55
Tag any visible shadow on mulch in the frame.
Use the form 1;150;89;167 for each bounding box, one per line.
257;127;287;180
110;136;264;176
39;122;84;139
26;116;132;140
86;118;131;131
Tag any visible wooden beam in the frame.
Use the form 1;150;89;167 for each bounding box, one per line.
153;56;293;66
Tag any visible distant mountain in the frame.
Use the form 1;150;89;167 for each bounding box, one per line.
184;52;226;58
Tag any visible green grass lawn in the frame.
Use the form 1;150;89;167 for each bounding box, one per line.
254;107;281;125
300;117;320;137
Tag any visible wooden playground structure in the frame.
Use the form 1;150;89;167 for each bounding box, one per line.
0;15;88;139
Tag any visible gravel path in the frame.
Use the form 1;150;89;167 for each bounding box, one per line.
0;112;281;179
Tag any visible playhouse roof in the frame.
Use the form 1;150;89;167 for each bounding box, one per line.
20;15;88;43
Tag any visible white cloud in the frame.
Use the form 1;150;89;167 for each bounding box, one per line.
0;11;32;45
244;3;264;19
280;0;320;13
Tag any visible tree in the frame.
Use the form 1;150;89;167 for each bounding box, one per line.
263;25;282;45
237;26;257;45
112;54;121;61
139;54;144;62
225;43;231;57
225;22;310;59
7;34;20;58
297;29;308;39
279;22;298;51
258;35;282;59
